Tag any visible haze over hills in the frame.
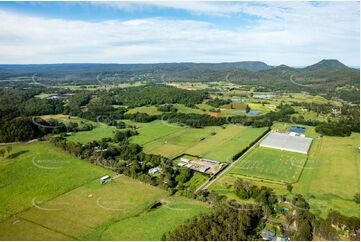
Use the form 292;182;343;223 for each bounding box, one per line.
0;59;356;75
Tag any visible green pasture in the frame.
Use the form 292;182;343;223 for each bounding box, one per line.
95;196;209;241
0;142;108;221
66;125;117;143
0;140;210;240
210;123;359;217
294;132;360;217
186;125;268;162
40;114;117;143
125;120;267;162
0;175;168;240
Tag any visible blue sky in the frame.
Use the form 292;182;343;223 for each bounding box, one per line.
0;1;359;66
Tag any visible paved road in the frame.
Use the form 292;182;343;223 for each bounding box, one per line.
195;129;271;193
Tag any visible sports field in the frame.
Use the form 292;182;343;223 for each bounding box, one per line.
229;147;307;183
126;120;267;162
0;142;209;240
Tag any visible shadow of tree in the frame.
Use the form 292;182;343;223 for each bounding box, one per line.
7;150;29;159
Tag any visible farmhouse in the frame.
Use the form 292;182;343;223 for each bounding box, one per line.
260;132;312;154
148;166;162;175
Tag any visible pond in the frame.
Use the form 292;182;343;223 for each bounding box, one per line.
240;110;262;115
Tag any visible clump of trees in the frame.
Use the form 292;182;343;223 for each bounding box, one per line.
206;98;231;108
316;122;352;137
112;84;207;108
162;205;262;241
157;104;177;113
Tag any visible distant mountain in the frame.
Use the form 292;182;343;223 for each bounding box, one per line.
303;59;351;72
205;61;272;71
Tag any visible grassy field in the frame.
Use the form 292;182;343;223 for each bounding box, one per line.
126;120;267;162
40;114;117;143
186;126;268;162
0;142;209;240
66;125;117;143
0;142;109;221
293;132;360;217
94;196;209;240
229;147;307;183
209;122;359;218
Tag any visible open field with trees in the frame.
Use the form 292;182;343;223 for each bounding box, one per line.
0;142;209;240
0;59;359;240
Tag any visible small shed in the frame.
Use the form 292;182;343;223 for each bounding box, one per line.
100;175;111;184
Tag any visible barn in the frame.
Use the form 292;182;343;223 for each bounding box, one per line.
260;132;312;154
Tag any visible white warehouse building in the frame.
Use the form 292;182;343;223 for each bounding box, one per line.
260;132;313;154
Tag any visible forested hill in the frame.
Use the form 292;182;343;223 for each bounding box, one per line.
0;59;359;103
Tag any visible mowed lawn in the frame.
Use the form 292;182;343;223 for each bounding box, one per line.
294;133;360;217
66;124;117;143
96;196;209;241
0;142;108;221
186;126;268;163
229;147;307;183
126;120;267;162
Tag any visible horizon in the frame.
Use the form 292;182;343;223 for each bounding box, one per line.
0;1;359;66
0;59;358;69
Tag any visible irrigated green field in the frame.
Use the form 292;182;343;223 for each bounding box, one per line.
125;120;267;162
229;147;307;183
209;123;360;218
0;142;209;240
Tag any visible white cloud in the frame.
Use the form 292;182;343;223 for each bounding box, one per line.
0;1;359;66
